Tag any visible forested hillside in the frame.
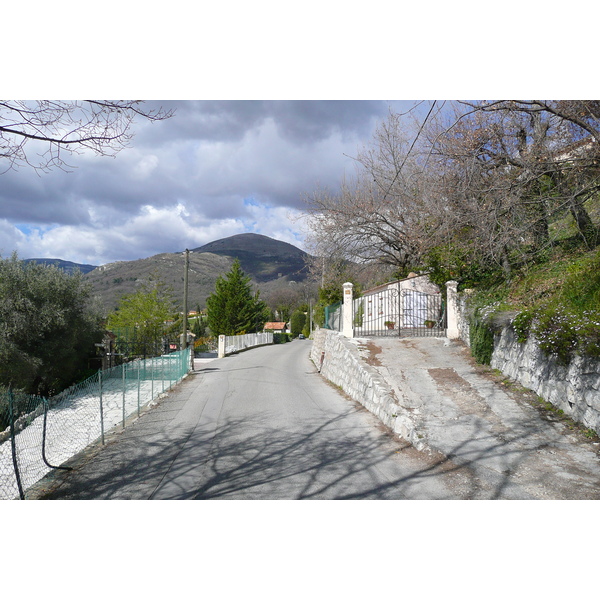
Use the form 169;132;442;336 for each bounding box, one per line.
84;233;312;313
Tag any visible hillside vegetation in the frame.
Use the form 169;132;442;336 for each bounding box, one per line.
84;233;312;313
85;251;235;313
465;202;600;365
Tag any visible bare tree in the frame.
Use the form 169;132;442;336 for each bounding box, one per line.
264;285;306;322
0;100;173;173
305;100;600;287
304;108;442;276
454;101;600;248
423;100;600;278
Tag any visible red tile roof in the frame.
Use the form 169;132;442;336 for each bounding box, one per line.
263;322;287;330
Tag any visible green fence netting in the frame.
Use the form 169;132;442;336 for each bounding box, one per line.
0;348;191;500
324;301;341;331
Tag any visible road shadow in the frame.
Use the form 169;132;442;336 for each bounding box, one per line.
36;407;476;500
34;374;600;500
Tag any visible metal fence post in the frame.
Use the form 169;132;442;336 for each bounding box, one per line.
122;362;126;428
99;369;105;445
137;359;141;417
8;387;25;500
42;397;71;472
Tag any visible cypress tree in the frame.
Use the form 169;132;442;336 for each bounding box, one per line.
206;260;268;336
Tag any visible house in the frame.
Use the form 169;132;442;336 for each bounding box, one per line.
263;321;288;334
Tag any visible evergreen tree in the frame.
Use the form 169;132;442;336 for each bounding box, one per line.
191;317;206;338
290;310;307;337
206;260;269;336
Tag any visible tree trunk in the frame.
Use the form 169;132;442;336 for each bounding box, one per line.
569;197;600;247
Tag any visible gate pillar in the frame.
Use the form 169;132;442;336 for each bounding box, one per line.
446;281;460;339
342;282;354;338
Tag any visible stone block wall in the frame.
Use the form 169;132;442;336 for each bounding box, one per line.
491;325;600;433
454;290;600;434
310;328;424;448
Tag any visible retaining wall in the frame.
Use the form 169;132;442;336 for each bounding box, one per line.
455;292;600;434
310;328;423;448
491;325;600;433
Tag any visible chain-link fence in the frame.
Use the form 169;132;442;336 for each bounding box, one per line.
0;348;191;500
324;302;342;331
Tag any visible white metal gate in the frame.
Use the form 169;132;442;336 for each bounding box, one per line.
352;284;445;337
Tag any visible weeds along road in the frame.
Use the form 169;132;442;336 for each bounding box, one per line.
35;340;469;500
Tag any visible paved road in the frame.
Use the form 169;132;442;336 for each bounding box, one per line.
35;340;467;500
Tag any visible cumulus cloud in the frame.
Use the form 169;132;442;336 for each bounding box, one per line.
0;100;422;265
2;199;307;266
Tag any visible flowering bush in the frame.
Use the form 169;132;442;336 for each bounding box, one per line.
194;336;217;353
512;310;534;343
534;307;579;364
512;306;600;365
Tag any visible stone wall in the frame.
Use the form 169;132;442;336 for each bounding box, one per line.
491;325;600;433
310;328;424;448
454;291;600;434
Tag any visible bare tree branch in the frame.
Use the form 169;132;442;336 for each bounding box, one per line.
0;100;173;173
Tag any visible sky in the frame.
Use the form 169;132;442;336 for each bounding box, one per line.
0;100;429;266
3;3;594;269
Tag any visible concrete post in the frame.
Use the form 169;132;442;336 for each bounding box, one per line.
446;280;460;339
342;282;354;338
218;335;226;359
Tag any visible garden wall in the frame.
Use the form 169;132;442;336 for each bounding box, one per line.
310;328;424;449
490;325;600;433
456;292;600;434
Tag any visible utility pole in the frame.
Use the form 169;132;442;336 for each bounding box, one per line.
182;249;189;350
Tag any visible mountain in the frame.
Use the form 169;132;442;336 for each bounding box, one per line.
22;258;98;275
84;233;313;313
192;233;309;282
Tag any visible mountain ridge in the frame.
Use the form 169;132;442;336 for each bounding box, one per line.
81;233;312;313
192;233;309;282
23;258;97;275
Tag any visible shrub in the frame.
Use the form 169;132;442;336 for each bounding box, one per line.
512;304;600;365
302;321;311;338
469;314;495;365
534;306;579;365
0;254;103;396
512;310;534;343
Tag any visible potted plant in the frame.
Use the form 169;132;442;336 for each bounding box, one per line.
384;321;395;330
424;319;436;328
